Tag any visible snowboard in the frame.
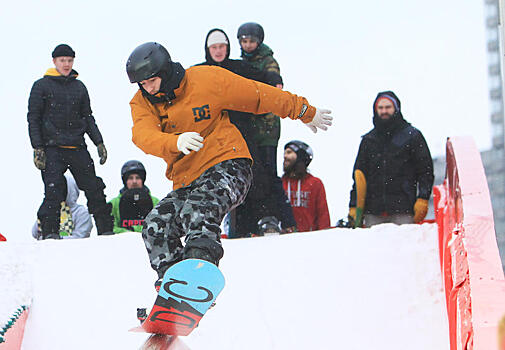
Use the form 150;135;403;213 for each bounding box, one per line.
132;259;225;337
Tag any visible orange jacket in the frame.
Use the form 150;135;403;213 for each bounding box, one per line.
130;65;316;189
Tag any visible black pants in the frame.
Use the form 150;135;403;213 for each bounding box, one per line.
257;146;296;228
37;147;110;236
231;146;296;237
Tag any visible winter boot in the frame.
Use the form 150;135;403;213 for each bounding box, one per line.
43;233;61;240
94;214;114;235
40;219;61;240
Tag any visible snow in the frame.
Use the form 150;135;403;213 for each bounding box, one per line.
0;243;34;339
0;223;449;349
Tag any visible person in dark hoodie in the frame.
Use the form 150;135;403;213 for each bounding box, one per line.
348;91;434;228
196;28;297;237
27;44;114;239
195;28;282;144
109;160;159;234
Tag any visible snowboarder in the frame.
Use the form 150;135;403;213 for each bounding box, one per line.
348;91;434;227
27;44;114;239
109;160;159;233
126;42;332;286
282;140;331;232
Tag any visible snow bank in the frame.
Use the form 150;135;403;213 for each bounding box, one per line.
0;243;34;344
2;223;449;349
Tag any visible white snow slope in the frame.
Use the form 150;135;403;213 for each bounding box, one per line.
4;223;449;350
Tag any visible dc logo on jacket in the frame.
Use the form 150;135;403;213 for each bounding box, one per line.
192;105;210;122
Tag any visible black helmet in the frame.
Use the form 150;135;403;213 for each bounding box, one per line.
126;42;172;83
237;22;264;44
121;160;146;186
284;140;313;167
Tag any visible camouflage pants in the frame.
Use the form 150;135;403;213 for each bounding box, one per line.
142;158;252;277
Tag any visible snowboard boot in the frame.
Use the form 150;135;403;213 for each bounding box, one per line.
183;247;217;265
183;237;223;266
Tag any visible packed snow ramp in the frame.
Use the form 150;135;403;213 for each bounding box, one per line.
0;136;503;350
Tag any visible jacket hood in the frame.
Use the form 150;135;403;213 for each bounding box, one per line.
372;91;403;117
140;62;185;104
65;173;80;207
44;67;78;78
372;91;407;133
204;28;231;64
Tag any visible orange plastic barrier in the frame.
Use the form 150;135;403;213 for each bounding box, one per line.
0;309;29;350
433;136;505;349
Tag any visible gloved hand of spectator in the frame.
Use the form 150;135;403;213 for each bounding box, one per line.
177;132;204;155
282;226;296;234
413;198;429;223
33;148;46;170
97;143;107;165
305;108;332;133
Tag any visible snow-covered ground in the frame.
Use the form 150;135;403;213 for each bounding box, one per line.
1;223;449;350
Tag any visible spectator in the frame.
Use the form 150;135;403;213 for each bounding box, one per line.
32;173;92;239
282;140;331;232
109;160;159;233
125;42;332;286
195;28;282;86
348;91;434;228
194;27;295;237
234;22;297;237
27;43;114;239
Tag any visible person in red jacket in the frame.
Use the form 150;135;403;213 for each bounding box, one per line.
282;140;330;232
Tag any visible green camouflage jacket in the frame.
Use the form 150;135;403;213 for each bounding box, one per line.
242;43;281;147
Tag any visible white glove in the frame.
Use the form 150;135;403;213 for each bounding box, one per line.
177;132;204;155
305;108;333;133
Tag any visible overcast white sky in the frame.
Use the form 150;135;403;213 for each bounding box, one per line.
0;0;490;240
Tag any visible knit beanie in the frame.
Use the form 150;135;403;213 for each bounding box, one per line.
52;44;75;58
207;31;228;47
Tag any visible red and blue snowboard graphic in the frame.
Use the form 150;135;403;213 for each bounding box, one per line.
134;259;225;336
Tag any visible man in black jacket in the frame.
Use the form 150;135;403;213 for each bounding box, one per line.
348;91;434;228
196;28;297;236
27;44;114;239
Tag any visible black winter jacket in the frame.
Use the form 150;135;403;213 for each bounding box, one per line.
27;68;104;148
349;92;434;215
